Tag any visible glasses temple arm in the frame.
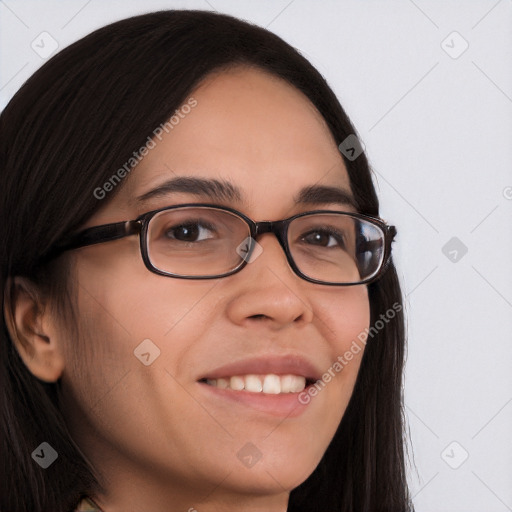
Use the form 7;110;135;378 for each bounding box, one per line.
51;220;141;254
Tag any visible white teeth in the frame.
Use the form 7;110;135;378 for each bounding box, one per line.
245;375;263;392
216;378;229;389
280;374;297;393
262;374;281;394
290;376;306;392
230;376;245;391
205;374;307;394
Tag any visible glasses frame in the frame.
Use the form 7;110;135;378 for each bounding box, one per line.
50;202;397;286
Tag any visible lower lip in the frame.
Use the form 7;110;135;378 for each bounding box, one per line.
197;382;312;418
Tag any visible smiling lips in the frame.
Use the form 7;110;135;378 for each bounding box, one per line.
205;374;307;394
198;355;320;395
197;356;322;417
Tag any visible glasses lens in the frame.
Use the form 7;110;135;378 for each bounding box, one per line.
147;207;250;276
288;213;385;284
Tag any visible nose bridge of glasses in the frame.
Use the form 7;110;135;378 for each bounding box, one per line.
253;220;288;245
248;220;290;263
254;220;274;236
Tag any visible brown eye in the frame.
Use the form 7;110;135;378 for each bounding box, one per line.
163;221;216;243
300;228;346;249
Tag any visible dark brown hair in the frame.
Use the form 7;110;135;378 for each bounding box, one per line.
0;10;412;511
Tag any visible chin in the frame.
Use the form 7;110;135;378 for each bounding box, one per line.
220;451;321;495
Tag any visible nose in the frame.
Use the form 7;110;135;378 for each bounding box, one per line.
225;231;315;328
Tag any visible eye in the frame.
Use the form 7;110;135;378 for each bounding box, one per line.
300;227;346;249
163;220;217;243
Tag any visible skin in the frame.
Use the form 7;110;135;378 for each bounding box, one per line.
9;66;370;512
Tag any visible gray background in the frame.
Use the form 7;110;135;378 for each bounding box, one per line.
1;1;511;510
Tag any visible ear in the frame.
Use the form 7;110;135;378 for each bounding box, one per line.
3;276;65;382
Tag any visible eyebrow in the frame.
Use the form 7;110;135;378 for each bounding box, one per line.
134;176;358;210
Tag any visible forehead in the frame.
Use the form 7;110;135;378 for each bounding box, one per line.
118;66;354;216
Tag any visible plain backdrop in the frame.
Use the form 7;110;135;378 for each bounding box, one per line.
1;1;511;510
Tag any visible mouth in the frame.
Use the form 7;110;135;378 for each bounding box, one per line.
198;374;317;395
196;355;322;416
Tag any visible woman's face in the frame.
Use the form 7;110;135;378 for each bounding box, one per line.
59;67;370;510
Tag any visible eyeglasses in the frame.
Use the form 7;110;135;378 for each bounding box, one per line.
49;203;396;286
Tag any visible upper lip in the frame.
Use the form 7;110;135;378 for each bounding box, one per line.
197;354;323;382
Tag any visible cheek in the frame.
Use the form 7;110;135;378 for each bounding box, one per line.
59;280;185;473
311;286;370;412
324;285;370;357
73;245;215;340
61;262;215;440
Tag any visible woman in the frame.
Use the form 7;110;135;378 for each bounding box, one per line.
0;9;412;512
